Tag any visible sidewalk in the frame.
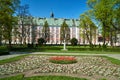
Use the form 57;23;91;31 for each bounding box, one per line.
0;52;120;60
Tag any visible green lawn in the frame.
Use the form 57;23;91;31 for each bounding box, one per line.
104;56;120;65
0;75;23;80
10;45;120;53
0;75;87;80
0;45;120;54
0;54;28;65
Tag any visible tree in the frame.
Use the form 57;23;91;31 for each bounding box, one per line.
60;20;70;43
31;18;37;45
70;38;78;46
0;0;20;48
12;20;20;44
80;13;97;47
42;21;50;43
87;0;120;46
17;4;30;44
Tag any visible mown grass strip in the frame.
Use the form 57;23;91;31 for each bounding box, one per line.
0;54;29;65
103;56;120;65
0;75;88;80
0;74;24;80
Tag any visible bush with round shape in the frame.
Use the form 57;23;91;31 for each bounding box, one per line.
70;38;78;46
38;38;46;45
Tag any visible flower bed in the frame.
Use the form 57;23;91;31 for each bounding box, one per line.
49;56;77;64
0;55;120;80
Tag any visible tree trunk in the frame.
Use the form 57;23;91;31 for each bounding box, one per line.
85;28;92;46
103;22;106;45
114;31;117;46
0;35;2;45
90;26;93;45
8;33;12;51
83;31;85;45
86;33;92;45
110;30;113;47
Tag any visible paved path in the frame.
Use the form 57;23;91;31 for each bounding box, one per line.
0;52;120;60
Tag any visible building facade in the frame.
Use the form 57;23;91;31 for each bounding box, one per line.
32;17;81;44
11;14;99;45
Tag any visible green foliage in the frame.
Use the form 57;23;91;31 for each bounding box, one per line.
80;13;97;46
87;0;120;45
42;21;50;42
89;44;94;48
99;44;101;48
10;45;120;53
102;43;107;49
27;43;34;48
60;20;70;43
37;38;46;45
70;38;78;46
0;52;9;56
0;46;9;55
0;0;20;48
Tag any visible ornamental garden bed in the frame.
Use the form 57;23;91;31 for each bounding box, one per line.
49;56;77;64
0;55;120;80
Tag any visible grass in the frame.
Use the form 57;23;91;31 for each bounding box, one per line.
0;74;23;80
0;45;120;54
0;54;28;65
104;56;120;65
10;45;120;53
26;76;87;80
39;50;120;54
0;75;87;80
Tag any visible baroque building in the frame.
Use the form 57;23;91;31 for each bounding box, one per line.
11;13;99;45
32;17;80;44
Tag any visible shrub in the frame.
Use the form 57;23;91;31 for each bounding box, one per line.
0;52;9;56
38;38;46;45
27;43;34;48
102;43;108;49
49;56;77;64
89;44;94;48
99;44;101;48
70;38;78;46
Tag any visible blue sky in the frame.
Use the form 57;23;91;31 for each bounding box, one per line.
20;0;88;19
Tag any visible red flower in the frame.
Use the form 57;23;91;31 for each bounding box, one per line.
49;56;76;61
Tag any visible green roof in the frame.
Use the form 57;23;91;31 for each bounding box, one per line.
33;17;80;27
